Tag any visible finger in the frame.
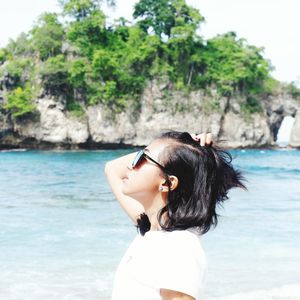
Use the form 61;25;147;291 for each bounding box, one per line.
194;133;203;140
191;133;198;141
205;133;213;146
199;133;206;146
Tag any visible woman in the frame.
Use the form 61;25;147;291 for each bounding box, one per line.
105;131;245;300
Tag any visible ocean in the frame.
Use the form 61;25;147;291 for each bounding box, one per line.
0;149;299;300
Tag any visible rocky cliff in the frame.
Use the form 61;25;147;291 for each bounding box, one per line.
0;81;299;149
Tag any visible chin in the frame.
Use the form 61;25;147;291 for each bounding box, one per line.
122;187;141;202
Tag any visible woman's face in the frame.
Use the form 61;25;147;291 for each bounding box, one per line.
122;139;167;208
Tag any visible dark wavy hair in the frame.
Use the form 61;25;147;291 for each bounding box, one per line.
137;131;246;235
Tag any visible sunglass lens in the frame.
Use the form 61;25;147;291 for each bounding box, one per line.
132;150;144;168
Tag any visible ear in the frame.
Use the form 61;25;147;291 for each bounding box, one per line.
161;175;179;192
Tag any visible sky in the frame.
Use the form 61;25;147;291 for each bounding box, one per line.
0;0;298;141
1;0;300;84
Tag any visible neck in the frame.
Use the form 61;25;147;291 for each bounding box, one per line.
144;194;167;231
147;210;161;231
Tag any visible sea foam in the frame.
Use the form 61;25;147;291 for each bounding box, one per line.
207;284;300;300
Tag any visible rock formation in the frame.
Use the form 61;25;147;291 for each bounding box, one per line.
0;80;299;149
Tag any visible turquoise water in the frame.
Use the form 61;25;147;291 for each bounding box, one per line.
0;149;300;299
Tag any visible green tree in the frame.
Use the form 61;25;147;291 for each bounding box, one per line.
92;48;119;81
133;0;175;38
89;35;146;107
0;48;8;65
2;58;33;89
60;0;110;57
39;54;70;95
286;82;300;99
5;33;33;57
68;57;90;89
66;10;106;56
0;0;274;115
199;32;271;95
133;0;204;87
170;0;204;36
59;0;115;21
4;85;37;119
133;0;203;39
31;13;64;60
166;0;204;86
67;57;92;105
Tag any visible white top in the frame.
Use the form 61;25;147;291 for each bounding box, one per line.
111;229;207;300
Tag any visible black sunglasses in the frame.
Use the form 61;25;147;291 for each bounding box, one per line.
132;150;167;172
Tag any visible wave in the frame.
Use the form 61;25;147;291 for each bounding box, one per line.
244;165;300;174
0;148;27;152
207;284;300;300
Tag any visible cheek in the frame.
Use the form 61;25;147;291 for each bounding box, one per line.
122;169;161;197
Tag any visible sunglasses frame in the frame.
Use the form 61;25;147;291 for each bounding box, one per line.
132;150;167;172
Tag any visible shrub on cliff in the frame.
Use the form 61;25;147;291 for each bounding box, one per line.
39;54;70;96
4;86;37;119
286;82;300;100
5;33;33;57
0;49;8;65
1;58;34;89
68;57;90;91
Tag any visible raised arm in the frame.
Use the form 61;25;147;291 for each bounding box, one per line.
105;152;145;224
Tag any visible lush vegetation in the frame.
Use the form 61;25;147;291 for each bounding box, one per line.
0;0;288;120
4;86;37;119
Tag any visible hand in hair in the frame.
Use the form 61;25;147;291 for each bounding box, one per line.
190;133;213;146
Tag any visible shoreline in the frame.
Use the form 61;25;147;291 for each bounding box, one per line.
0;143;299;151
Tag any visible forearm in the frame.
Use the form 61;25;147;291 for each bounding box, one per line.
105;151;144;223
105;151;137;180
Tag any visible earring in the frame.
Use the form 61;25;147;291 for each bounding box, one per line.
159;186;163;192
